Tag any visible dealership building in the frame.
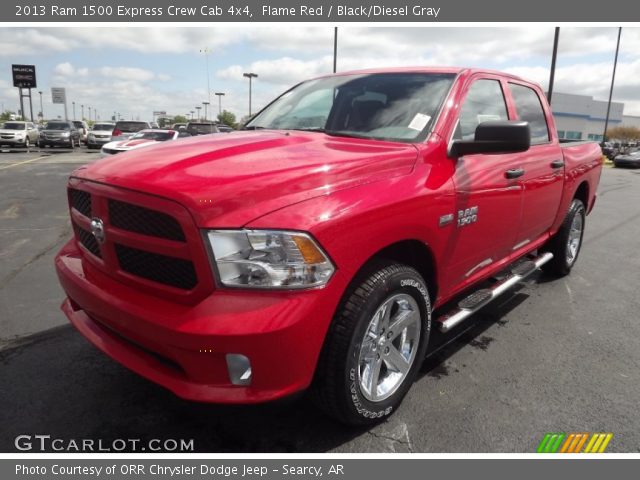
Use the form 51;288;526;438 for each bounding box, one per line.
549;92;640;141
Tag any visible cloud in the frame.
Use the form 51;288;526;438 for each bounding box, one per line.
98;66;156;82
53;62;88;77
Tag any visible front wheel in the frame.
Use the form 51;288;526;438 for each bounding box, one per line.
542;199;586;277
312;262;431;425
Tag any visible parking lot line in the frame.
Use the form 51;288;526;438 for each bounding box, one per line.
0;155;50;171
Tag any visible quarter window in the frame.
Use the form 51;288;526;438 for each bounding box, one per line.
456;79;509;141
510;83;550;144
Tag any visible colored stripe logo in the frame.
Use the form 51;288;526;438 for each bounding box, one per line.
537;433;613;453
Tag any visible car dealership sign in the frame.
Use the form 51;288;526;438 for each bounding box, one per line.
12;64;37;88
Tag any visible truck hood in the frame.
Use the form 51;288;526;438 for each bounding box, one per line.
72;130;418;227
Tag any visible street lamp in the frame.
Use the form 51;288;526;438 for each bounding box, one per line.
243;72;258;117
195;106;202;121
215;92;225;116
72;101;76;121
190;110;195;120
38;91;44;121
88;106;92;123
203;101;210;121
81;104;84;121
200;47;212;108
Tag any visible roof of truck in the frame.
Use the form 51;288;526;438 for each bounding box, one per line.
313;66;532;84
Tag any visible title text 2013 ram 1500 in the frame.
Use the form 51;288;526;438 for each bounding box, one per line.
55;67;603;425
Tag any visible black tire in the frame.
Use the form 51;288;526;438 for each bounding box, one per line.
542;199;586;277
24;137;30;148
312;261;431;425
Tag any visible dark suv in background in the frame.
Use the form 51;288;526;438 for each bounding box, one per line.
111;121;151;141
39;121;81;148
185;121;219;136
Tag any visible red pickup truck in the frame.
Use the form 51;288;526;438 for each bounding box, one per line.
55;67;602;425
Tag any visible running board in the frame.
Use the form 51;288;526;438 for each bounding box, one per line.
436;252;554;333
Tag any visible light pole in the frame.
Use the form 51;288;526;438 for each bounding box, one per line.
190;110;195;121
88;106;92;123
200;47;212;108
203;101;210;121
72;101;76;120
81;104;84;121
195;106;202;121
215;92;225;116
603;27;622;142
243;72;258;117
38;91;44;121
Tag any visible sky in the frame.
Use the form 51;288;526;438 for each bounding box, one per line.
1;26;639;123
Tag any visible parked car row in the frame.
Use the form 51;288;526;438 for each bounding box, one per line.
0;119;234;151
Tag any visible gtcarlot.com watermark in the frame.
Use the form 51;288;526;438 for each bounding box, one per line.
15;435;194;452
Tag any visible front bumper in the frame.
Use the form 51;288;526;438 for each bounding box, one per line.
0;137;28;145
55;239;342;404
40;137;73;146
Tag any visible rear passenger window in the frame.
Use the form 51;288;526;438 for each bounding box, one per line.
456;79;509;141
510;84;550;144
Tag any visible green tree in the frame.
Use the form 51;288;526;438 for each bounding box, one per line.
217;110;237;128
1;110;17;121
172;115;189;125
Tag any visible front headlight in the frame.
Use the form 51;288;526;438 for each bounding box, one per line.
207;230;335;289
61;132;70;137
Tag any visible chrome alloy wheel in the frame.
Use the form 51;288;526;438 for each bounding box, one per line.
566;207;584;266
357;293;421;402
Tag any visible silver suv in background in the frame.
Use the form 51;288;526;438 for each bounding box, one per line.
87;123;115;149
0;121;39;148
111;121;151;141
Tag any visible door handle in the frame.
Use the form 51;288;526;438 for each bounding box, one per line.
550;159;565;169
505;168;525;179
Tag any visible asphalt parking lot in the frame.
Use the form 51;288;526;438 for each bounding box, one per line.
0;150;639;453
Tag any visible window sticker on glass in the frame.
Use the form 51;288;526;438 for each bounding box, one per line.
408;113;431;131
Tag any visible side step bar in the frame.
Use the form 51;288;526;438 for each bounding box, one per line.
436;252;554;333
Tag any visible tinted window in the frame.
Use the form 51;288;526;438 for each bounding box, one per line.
510;83;549;144
3;122;26;130
93;124;114;131
115;121;148;133
456;79;508;141
46;122;70;130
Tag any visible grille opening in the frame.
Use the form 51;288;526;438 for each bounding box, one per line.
115;243;197;290
109;200;186;242
73;222;101;258
69;188;92;218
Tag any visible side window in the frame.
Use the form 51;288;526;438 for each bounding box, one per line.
456;79;508;141
510;83;550;144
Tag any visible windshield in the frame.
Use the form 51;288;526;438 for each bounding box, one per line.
45;122;70;130
130;131;174;141
188;123;217;134
116;122;148;133
2;122;26;130
246;72;455;142
93;124;114;131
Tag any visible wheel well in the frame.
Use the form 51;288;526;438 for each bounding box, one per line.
574;181;589;208
372;240;437;302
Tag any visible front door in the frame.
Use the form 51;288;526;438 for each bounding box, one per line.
443;76;523;292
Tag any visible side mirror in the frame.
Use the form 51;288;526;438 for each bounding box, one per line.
450;121;530;157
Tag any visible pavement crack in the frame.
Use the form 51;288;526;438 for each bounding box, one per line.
0;223;72;291
367;429;414;453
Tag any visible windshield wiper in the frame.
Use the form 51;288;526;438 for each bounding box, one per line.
288;127;326;133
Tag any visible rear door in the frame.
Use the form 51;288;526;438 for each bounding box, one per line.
506;82;564;250
444;75;523;290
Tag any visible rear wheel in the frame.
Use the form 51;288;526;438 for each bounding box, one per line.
312;261;431;425
542;199;586;277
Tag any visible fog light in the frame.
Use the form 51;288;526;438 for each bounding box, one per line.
226;354;252;386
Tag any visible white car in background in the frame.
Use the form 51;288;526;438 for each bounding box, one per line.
0;121;39;148
87;122;115;149
100;129;185;157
